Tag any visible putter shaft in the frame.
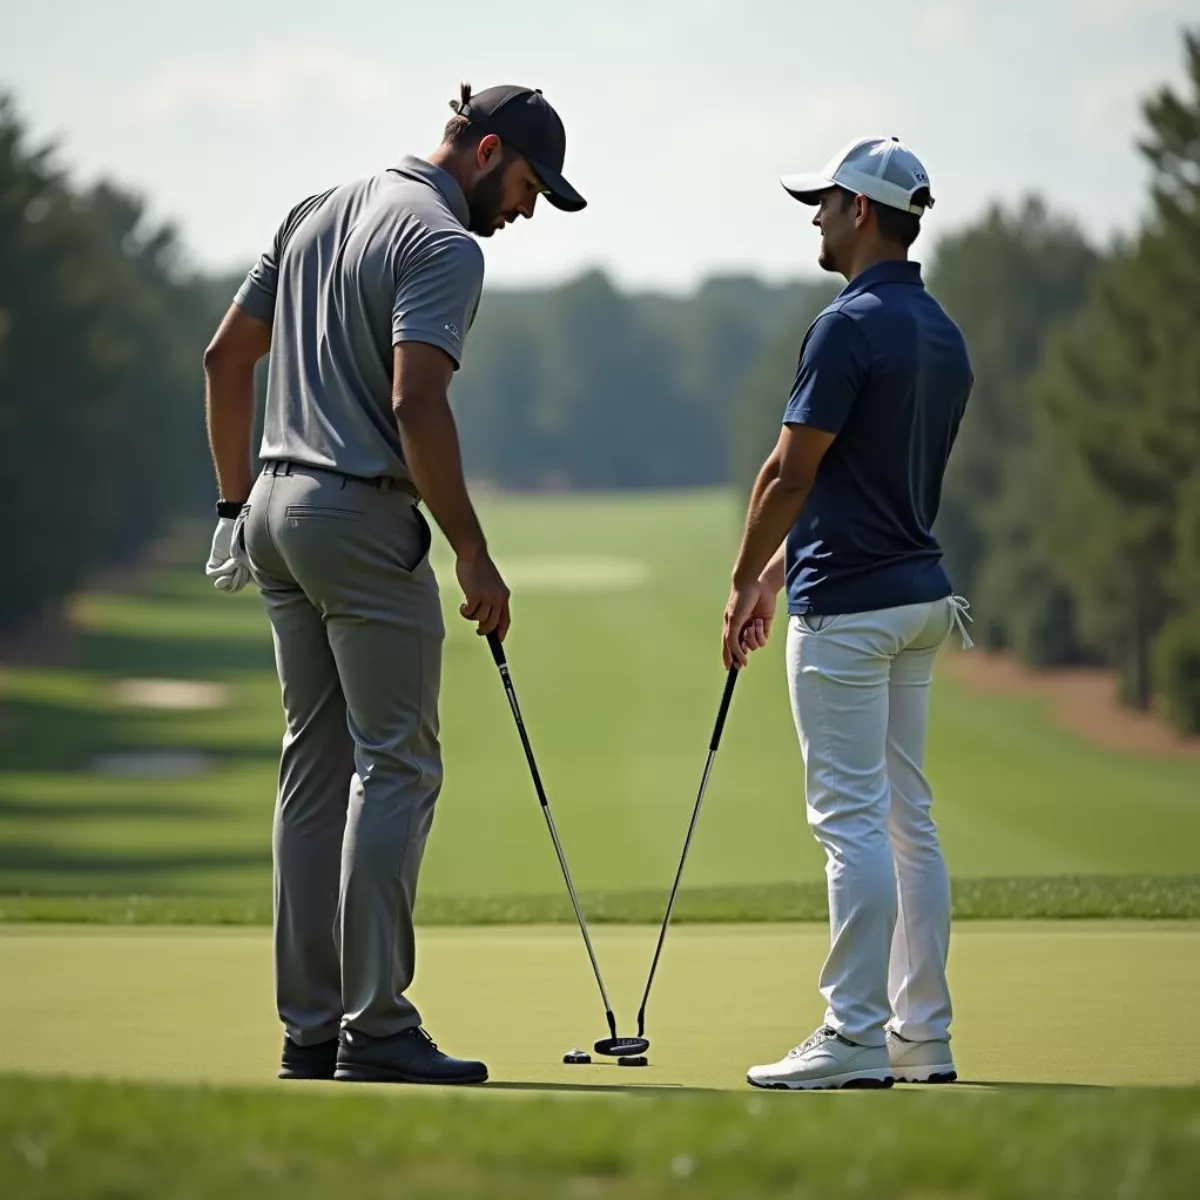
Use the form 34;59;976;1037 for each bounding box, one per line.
487;632;617;1036
636;666;738;1038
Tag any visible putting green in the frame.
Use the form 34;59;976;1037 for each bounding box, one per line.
1;922;1196;1091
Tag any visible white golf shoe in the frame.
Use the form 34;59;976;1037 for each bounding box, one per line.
886;1030;957;1083
746;1027;894;1090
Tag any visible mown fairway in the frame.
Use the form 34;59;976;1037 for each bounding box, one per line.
2;490;1197;904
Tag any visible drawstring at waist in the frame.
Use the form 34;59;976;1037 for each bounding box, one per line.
949;595;974;650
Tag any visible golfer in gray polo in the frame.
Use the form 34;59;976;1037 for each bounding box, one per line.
202;83;586;1085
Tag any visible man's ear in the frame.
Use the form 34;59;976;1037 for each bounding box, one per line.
476;133;504;171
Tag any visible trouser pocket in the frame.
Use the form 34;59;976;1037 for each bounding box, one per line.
797;612;847;634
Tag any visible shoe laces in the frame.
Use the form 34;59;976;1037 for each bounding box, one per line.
788;1027;837;1058
412;1026;439;1051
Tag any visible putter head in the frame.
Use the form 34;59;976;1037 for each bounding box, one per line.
593;1036;650;1058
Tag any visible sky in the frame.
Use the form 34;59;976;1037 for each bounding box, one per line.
1;0;1194;292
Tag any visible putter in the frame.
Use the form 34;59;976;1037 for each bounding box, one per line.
485;632;644;1058
629;665;739;1054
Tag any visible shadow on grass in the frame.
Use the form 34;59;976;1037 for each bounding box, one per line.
0;693;278;773
0;843;269;880
485;1079;1112;1096
0;798;223;821
484;1080;714;1095
959;1079;1111;1091
81;627;275;679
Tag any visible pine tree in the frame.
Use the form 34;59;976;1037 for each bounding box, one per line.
1028;28;1200;720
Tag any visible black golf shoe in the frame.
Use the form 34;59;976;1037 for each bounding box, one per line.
334;1026;488;1085
279;1035;339;1080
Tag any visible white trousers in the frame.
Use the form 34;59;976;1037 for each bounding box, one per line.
786;595;970;1047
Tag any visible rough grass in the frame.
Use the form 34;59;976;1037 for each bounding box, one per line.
1;1074;1197;1199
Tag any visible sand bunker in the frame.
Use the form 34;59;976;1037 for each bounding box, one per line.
109;679;230;711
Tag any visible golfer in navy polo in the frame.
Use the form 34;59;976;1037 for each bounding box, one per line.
722;137;974;1090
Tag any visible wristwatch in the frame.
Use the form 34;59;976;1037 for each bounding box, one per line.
216;499;245;519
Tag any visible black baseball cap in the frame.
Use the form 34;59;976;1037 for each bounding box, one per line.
458;85;586;213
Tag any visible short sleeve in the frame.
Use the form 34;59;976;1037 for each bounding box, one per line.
233;234;281;324
233;191;331;324
392;234;485;369
783;311;869;434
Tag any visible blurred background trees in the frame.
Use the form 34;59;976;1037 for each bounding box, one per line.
2;28;1197;731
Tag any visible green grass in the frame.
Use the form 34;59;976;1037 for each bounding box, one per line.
2;1074;1198;1200
1;490;1197;905
2;873;1199;925
3;923;1198;1089
3;922;1198;1195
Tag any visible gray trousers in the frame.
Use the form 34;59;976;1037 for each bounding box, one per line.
242;462;444;1045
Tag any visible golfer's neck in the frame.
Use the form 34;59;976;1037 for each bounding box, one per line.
427;146;472;197
844;243;908;284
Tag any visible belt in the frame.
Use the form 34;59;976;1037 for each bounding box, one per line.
262;460;417;499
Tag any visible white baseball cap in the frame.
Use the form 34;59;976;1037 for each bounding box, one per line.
781;136;934;215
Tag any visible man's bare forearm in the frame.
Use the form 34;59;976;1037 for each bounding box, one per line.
204;360;257;503
760;544;787;594
395;392;487;558
732;460;812;587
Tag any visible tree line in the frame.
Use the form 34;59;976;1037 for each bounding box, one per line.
0;95;226;635
1;26;1196;731
452;271;832;490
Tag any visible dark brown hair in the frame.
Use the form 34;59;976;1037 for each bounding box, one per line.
838;186;928;249
442;82;479;148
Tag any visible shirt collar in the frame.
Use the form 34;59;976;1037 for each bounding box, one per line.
840;260;924;298
392;155;471;228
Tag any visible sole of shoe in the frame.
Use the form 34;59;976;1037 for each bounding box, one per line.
334;1063;489;1086
278;1067;336;1081
894;1067;957;1084
747;1068;895;1091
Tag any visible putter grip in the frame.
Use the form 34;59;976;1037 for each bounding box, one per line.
709;667;738;750
486;630;507;667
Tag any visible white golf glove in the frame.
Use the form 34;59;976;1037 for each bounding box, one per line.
205;513;252;593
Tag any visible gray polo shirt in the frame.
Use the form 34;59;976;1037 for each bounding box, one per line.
234;156;485;484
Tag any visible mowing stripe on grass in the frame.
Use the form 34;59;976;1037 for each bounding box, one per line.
2;873;1198;926
5;495;1200;908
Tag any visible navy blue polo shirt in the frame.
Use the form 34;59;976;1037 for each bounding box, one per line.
783;260;973;617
